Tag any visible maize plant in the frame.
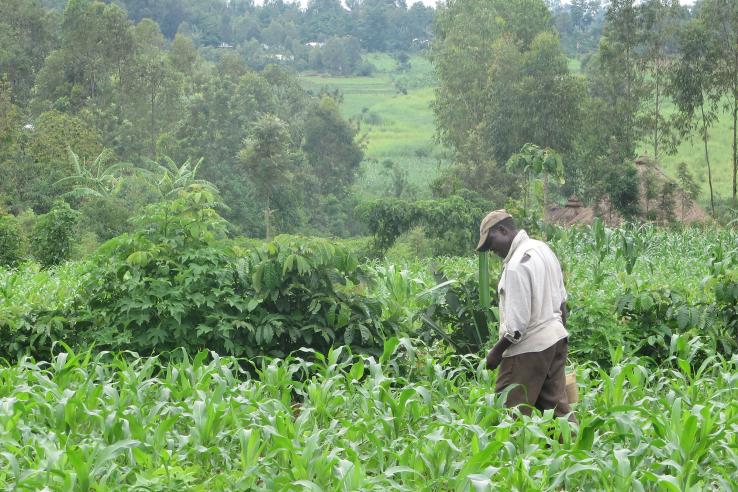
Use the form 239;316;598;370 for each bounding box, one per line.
0;340;734;490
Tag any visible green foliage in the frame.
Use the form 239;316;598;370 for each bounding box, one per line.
0;110;104;214
302;96;363;197
0;0;57;105
358;195;492;256
0;215;24;267
25;111;104;168
0;261;92;361
141;155;219;199
706;244;738;354
237;114;300;239
308;36;363;76
432;0;581;168
677;162;700;217
416;263;495;354
0;341;734;489
507;143;565;222
76;189;397;358
606;160;641;218
31;200;79;267
56;148;131;200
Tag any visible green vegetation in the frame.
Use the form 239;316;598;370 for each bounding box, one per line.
0;343;734;490
300;54;444;197
1;222;737;488
643;99;737;200
2;0;738;488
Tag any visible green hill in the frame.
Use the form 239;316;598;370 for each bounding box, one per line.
644;100;736;205
301;54;736;209
300;54;445;198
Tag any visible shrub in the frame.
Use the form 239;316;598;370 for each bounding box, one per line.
415;263;495;354
356;61;374;76
31;200;79;267
79;189;399;358
0;214;23;266
357;195;492;256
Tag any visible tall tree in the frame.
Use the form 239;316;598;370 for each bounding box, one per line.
591;0;646;159
169;33;199;78
700;0;738;203
0;0;57;104
34;0;133;111
62;0;131;99
302;96;363;197
432;0;580;174
0;81;22;160
238;114;298;240
638;0;685;161
668;18;720;217
517;31;585;155
123;19;183;157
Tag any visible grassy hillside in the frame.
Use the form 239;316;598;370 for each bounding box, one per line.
644;100;736;204
300;54;446;197
301;54;736;209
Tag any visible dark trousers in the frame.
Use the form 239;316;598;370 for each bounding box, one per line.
494;337;576;423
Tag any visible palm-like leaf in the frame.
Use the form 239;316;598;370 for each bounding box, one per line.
141;155;219;199
56;148;133;199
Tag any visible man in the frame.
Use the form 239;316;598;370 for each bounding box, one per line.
476;210;575;422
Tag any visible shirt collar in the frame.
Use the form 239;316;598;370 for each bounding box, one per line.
503;230;528;265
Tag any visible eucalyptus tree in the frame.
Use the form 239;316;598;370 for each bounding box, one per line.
699;0;738;203
0;0;57;105
590;0;646;160
122;19;183;158
638;0;687;161
668;18;721;217
432;0;581;188
302;96;363;197
33;0;133;111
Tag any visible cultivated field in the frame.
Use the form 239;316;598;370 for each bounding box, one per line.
2;222;737;489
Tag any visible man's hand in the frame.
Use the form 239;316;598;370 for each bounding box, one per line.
486;338;513;371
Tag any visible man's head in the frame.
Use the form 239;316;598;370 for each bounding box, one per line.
476;210;518;258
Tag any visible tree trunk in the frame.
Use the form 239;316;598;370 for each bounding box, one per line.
151;90;156;158
265;193;271;240
654;62;660;161
701;103;715;218
733;72;737;203
625;42;632;155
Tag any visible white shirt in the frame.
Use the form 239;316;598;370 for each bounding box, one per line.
497;230;568;357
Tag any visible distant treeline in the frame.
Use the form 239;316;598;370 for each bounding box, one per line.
1;0;374;252
35;0;435;66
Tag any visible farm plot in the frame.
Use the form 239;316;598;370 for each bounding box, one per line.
0;342;735;491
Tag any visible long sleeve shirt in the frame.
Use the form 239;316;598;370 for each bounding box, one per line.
497;230;568;357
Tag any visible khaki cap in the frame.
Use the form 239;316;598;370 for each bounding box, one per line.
476;209;512;251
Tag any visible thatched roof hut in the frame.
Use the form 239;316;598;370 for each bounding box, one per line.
547;195;598;226
547;156;710;227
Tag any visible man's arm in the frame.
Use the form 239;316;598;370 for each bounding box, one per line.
561;301;568;327
486;337;511;370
